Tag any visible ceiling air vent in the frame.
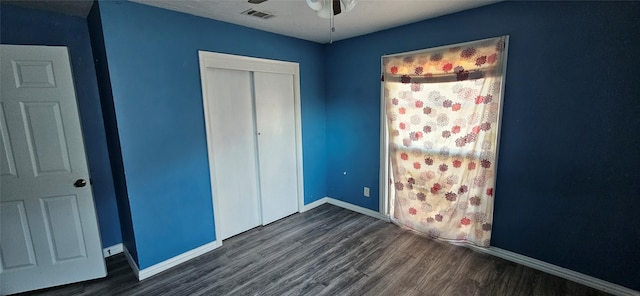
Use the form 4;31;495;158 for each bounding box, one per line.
241;9;275;20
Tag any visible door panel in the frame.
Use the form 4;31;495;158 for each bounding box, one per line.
0;201;37;271
21;101;71;176
0;45;106;295
40;195;87;262
0;104;18;177
253;72;298;225
12;60;57;88
205;68;261;240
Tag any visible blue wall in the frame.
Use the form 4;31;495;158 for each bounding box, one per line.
87;3;138;262
325;1;640;290
91;1;327;269
0;4;122;248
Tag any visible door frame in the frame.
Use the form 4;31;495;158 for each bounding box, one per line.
197;51;304;242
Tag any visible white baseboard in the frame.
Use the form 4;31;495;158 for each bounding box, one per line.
103;243;123;258
119;197;381;282
138;240;221;281
304;197;637;295
467;245;639;296
326;197;390;221
122;240;221;281
116;200;637;295
301;197;329;212
122;245;140;278
302;196;389;221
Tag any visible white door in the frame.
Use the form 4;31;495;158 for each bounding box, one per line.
199;51;302;242
0;45;106;295
254;72;298;225
204;68;262;240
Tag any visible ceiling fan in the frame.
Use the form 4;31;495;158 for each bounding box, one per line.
248;0;356;43
306;0;357;18
248;0;356;19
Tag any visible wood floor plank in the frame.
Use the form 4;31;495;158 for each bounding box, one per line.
315;267;369;296
17;204;612;296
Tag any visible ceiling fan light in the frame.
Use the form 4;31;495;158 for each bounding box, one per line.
310;0;355;19
306;0;324;11
314;0;333;18
340;0;356;12
316;7;332;18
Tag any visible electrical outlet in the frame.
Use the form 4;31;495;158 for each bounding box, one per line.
364;186;370;197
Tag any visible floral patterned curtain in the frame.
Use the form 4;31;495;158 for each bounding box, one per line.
383;36;508;247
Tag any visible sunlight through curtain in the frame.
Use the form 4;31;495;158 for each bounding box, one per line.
383;36;508;247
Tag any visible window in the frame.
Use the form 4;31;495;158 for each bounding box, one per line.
381;36;508;247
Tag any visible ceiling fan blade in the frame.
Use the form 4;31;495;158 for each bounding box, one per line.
333;0;342;15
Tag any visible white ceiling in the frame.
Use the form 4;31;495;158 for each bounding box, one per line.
128;0;501;44
3;0;500;44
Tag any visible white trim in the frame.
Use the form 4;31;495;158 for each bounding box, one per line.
467;246;639;296
301;197;329;212
301;196;389;221
306;197;637;295
122;245;140;278
292;64;305;214
199;53;224;245
326;198;389;221
379;57;389;216
492;36;509;193
326;197;389;221
137;240;221;281
198;51;304;243
102;243;123;258
201;52;298;74
124;240;222;281
122;241;221;281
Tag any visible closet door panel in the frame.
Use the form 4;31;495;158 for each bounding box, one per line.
254;72;298;225
206;68;261;239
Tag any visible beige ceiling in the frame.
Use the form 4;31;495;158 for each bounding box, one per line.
4;0;500;44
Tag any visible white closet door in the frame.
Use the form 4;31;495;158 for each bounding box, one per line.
254;72;298;225
205;68;261;240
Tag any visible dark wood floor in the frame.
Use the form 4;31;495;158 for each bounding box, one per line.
19;204;610;296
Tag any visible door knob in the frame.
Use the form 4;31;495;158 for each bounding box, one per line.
74;179;87;188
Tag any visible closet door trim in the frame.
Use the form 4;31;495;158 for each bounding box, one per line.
203;54;297;75
198;51;304;243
